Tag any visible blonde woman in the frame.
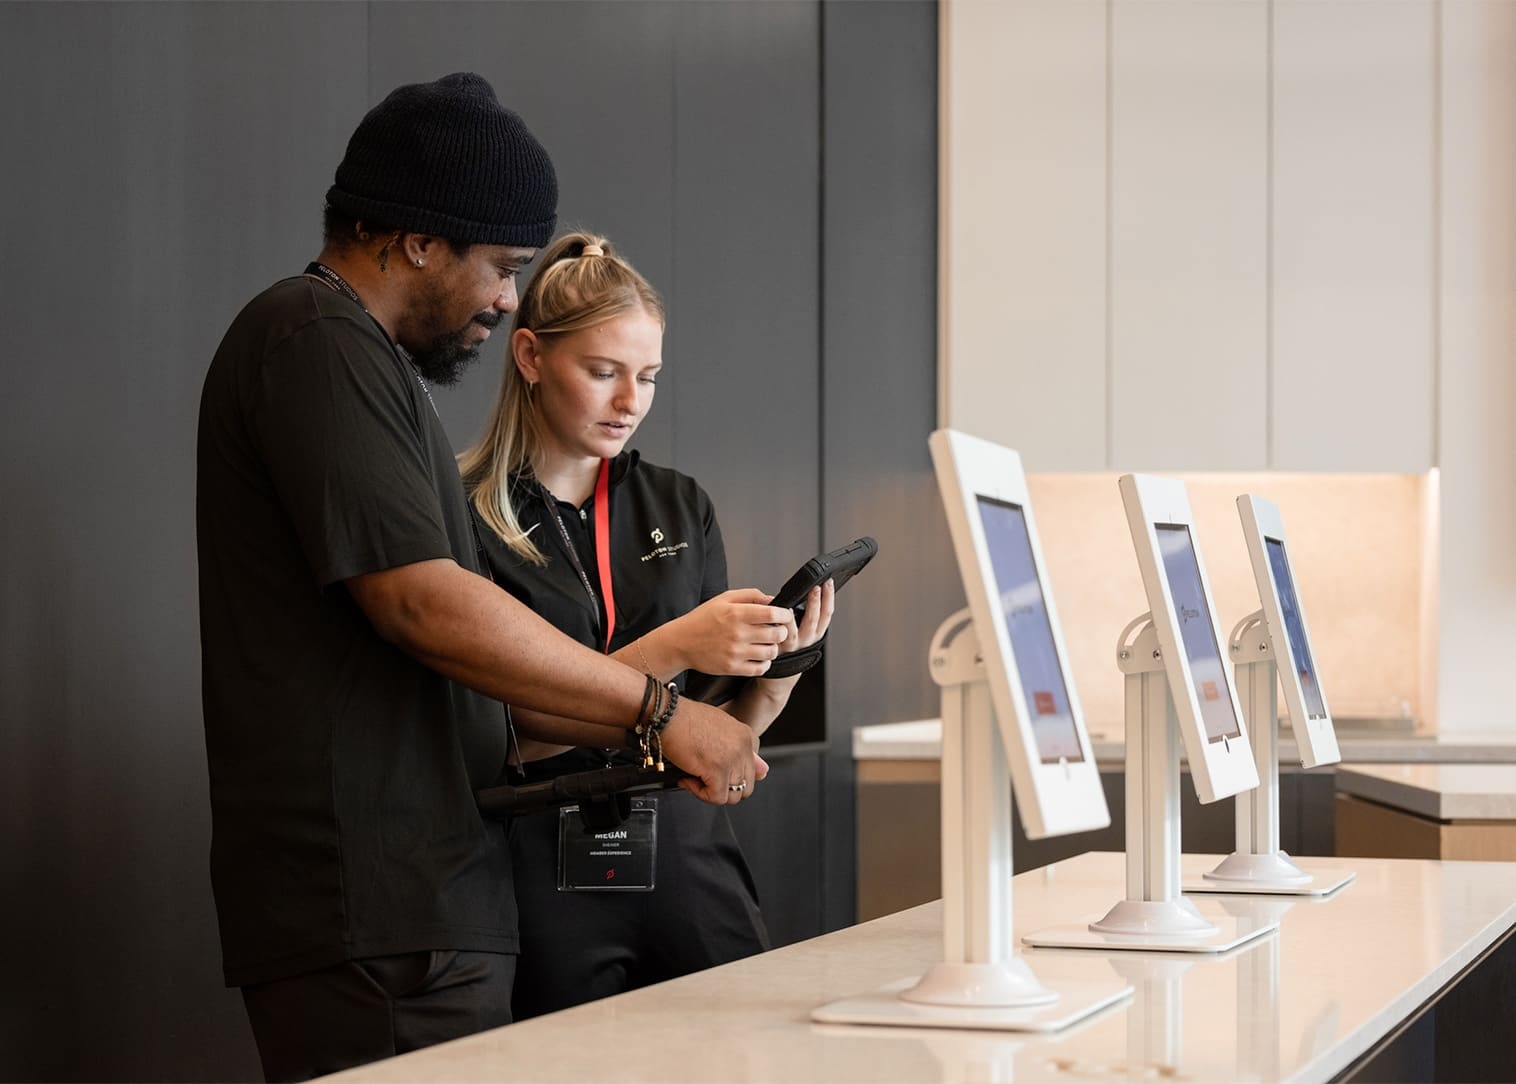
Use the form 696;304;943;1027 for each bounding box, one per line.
460;231;834;1017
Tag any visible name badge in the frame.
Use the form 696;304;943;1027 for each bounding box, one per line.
558;797;657;891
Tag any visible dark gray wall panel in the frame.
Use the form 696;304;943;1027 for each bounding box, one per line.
0;4;367;1080
819;0;948;932
0;1;940;1078
671;1;822;593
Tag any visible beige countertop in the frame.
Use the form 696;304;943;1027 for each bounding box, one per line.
322;851;1516;1084
853;718;1516;767
1336;763;1516;820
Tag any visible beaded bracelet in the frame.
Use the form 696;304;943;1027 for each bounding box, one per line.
630;679;680;769
649;680;679;733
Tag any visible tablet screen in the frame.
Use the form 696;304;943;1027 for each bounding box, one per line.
975;495;1084;763
1156;524;1241;741
1265;537;1327;720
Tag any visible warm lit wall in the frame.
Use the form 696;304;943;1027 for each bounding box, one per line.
1026;471;1434;736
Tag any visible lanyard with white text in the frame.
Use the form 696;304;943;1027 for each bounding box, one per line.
548;458;617;653
304;260;439;414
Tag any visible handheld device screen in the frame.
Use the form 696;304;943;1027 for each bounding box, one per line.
975;495;1084;763
1265;537;1327;719
1155;524;1241;741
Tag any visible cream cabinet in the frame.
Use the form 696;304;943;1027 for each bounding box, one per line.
942;0;1438;474
1271;1;1436;472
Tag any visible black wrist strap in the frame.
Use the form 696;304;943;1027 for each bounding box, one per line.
681;634;826;707
764;634;826;680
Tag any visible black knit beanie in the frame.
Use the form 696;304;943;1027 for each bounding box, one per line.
327;72;557;248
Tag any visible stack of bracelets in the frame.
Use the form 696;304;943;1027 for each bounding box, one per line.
630;673;679;769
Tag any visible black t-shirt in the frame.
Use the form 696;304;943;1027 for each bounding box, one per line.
196;276;515;987
477;452;724;691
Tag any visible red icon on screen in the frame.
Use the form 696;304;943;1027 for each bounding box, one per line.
1202;680;1220;702
1033;691;1057;716
605;869;616;881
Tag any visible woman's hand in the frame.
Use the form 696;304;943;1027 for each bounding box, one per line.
664;588;796;676
720;579;837;739
777;579;834;654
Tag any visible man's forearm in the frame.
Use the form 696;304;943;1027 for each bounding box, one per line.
348;557;644;728
511;706;628;750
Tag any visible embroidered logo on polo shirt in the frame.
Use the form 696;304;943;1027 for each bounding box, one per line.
640;528;688;563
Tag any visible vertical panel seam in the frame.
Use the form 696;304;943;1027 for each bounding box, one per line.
1266;0;1275;469
817;0;827;559
1104;0;1115;470
815;0;830;932
365;1;373;108
670;17;680;468
936;0;950;431
1431;0;1442;469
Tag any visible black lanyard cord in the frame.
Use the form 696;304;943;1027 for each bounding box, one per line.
542;485;605;640
303;260;438;414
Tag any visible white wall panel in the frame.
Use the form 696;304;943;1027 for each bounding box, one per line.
1109;0;1269;471
941;0;1107;470
1437;0;1516;734
1272;0;1436;471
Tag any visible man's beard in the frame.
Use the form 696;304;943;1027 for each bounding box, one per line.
410;311;504;386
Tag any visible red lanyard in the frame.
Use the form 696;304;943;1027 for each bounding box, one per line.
594;457;616;653
544;458;618;653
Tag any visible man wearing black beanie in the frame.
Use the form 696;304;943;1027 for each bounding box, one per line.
196;73;769;1082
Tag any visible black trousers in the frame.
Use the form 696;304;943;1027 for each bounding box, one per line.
508;787;770;1020
240;949;516;1082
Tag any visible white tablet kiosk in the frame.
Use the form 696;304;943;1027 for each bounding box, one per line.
812;429;1129;1032
928;428;1109;837
1022;474;1275;953
1241;495;1338;769
1123;474;1259;803
1187;495;1355;896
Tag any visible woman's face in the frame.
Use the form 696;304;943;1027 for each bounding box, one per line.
515;306;664;463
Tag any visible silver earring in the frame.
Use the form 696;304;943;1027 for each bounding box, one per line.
415;259;424;267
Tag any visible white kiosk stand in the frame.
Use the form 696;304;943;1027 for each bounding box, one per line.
1022;475;1279;953
1182;613;1354;895
810;611;1131;1031
813;429;1131;1031
1188;495;1355;897
1020;618;1277;952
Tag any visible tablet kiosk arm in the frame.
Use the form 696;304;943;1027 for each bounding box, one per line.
901;607;1055;1006
1097;614;1219;936
1216;611;1306;883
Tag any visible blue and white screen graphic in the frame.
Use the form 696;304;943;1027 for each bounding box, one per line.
1155;524;1242;741
1265;538;1327;720
975;495;1084;764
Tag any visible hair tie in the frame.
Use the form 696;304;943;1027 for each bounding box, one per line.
580;243;605;258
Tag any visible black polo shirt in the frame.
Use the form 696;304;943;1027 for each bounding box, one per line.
197;276;514;987
477;452;725;675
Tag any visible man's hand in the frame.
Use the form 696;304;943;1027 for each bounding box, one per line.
659;697;769;804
